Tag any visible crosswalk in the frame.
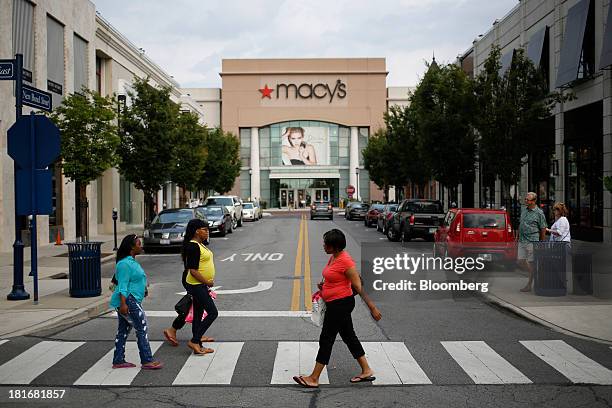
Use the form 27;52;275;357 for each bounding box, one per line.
0;339;610;386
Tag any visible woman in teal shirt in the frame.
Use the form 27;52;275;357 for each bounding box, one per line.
110;234;162;370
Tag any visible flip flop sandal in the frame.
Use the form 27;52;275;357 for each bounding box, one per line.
188;342;214;355
163;330;179;347
112;362;136;369
350;375;376;383
293;375;319;389
201;336;215;342
141;361;163;370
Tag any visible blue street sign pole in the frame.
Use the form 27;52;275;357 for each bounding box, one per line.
7;53;29;301
29;112;38;303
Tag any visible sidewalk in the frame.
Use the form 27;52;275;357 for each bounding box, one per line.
0;230;140;338
481;262;612;344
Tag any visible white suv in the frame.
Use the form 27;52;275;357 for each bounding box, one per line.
204;196;243;228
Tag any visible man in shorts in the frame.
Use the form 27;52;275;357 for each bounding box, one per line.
518;192;548;292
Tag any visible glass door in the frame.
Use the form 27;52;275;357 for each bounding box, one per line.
280;189;288;208
313;188;330;202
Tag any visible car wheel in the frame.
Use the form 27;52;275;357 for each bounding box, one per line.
232;217;238;229
228;221;233;234
387;224;400;242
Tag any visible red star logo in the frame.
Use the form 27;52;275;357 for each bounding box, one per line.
259;84;273;99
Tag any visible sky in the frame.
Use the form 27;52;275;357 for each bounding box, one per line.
93;0;518;88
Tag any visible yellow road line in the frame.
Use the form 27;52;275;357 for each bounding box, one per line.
303;214;313;311
290;215;304;311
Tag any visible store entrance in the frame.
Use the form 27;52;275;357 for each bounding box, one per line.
279;188;330;209
313;188;330;202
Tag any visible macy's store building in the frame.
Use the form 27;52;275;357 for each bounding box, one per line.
212;58;388;208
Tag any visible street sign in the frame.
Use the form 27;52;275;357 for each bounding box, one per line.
346;185;356;195
22;68;32;83
47;79;63;95
0;59;16;80
22;84;52;112
7;115;61;169
15;168;53;215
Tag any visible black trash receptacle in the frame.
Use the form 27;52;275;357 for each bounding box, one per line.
67;242;103;298
572;252;593;295
533;241;568;297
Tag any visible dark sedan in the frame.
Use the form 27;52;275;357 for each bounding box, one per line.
198;205;232;236
377;203;398;234
310;201;333;220
143;208;205;251
345;202;369;220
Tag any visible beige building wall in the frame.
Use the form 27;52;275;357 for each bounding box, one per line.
180;88;222;128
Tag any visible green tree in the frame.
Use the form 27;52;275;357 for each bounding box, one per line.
171;112;208;206
118;77;179;224
411;62;476;204
362;129;394;201
197;128;241;196
50;88;118;239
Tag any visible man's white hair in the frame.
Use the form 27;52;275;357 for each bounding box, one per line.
526;192;537;201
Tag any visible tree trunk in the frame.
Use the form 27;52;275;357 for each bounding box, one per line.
143;193;155;227
79;183;88;241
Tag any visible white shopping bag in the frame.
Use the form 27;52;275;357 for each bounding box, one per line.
311;291;326;327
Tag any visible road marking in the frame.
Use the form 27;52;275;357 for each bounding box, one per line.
74;342;163;385
176;281;273;296
363;342;432;385
0;341;84;384
442;341;531;384
521;340;612;384
0;340;8;347
271;342;329;384
291;216;305;311
303;215;312;311
220;253;284;262
110;310;312;318
173;342;244;385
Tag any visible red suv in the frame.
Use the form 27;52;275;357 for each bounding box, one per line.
433;208;516;265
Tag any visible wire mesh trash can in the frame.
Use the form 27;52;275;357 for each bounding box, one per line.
67;242;103;298
533;241;568;297
572;252;593;295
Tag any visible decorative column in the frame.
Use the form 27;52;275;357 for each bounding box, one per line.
250;127;260;201
603;69;612;243
349;127;359;198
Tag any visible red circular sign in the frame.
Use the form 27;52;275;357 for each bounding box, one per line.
346;185;355;194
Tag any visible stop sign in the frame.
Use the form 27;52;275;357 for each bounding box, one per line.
8;114;60;169
346;185;355;195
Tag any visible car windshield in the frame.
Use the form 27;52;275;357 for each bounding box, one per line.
201;207;223;216
352;203;368;209
243;203;254;209
388;205;398;212
152;211;192;224
371;204;385;211
463;213;506;229
205;197;233;206
405;201;443;213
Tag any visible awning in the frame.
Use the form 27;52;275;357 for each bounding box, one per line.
555;0;591;87
498;50;514;77
598;5;612;70
526;26;548;67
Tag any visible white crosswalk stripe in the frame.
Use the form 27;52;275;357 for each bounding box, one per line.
173;342;244;385
521;340;612;385
363;342;432;384
442;341;531;384
0;340;8;347
74;341;163;386
271;342;329;384
0;341;84;384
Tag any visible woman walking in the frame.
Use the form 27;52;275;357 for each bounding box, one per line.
547;202;571;242
110;234;162;369
294;229;382;388
181;219;218;355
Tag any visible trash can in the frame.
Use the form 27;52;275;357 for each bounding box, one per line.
533;241;568;297
572;252;593;295
67;242;103;298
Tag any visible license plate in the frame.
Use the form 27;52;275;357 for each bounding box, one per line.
429;228;437;234
479;253;492;261
160;239;170;245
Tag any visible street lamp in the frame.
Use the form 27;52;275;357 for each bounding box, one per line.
112;208;118;251
355;167;360;201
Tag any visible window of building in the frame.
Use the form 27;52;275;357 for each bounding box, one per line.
73;34;88;92
239;128;251;167
95;57;102;94
358;127;369;167
47;15;64;107
12;0;34;82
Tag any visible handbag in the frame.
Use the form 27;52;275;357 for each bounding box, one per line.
183;289;217;323
174;294;192;315
311;291;326;327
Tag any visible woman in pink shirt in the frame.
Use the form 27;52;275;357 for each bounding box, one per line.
294;229;382;388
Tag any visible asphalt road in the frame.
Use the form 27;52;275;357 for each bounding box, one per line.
0;212;611;408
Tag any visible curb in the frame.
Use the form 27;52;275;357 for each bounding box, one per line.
482;292;612;346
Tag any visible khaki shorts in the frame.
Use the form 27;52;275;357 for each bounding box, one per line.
517;241;534;263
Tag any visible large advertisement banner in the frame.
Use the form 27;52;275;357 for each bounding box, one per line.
281;126;329;166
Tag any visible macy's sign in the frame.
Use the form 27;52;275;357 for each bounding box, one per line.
259;79;347;103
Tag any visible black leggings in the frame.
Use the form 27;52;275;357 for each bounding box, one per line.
172;271;189;331
186;283;218;345
316;296;365;365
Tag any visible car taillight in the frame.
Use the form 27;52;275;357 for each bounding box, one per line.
387;213;393;220
409;215;415;225
507;224;512;234
456;224;461;233
328;205;332;210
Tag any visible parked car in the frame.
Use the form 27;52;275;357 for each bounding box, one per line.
203;195;243;228
377;203;398;234
387;199;445;242
365;204;385;227
242;202;261;221
143;208;205;251
311;200;333;220
433;208;516;265
197;205;232;236
345;202;369;220
253;199;264;220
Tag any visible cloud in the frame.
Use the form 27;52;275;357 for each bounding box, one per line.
93;0;518;87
